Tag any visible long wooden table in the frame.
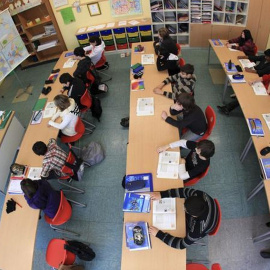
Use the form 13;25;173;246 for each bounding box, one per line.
208;39;270;242
0;52;78;270
121;42;186;270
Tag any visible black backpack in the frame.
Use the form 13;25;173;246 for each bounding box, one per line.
91;96;102;122
64;240;96;261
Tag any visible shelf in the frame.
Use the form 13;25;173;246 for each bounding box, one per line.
36;42;61;53
24;19;52;30
31;33;57;42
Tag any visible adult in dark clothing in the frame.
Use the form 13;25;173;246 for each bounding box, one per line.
157;139;215;183
217;49;270;116
226;29;256;56
161;93;207;141
73;47;92;84
59;73;86;110
149;187;219;249
153;27;179;75
21;178;60;218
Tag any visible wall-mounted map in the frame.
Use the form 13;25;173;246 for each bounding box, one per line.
110;0;142;17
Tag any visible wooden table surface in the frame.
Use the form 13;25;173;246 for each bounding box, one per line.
121;42;186;270
209;39;270;206
0;52;77;270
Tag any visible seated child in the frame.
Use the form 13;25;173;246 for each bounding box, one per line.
157;139;215;183
21;178;60;218
153;64;196;99
82;36;105;65
161;93;207;141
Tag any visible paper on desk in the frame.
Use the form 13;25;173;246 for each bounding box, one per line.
8;180;23;194
262;114;270;131
128;20;139;25
136;97;154;116
77;27;86;33
63;58;76;68
43;102;57;118
141;54;155;65
119;21;127;26
229;48;238;52
106;22;115;28
95;24;106;30
31;110;43;125
239;59;256;69
228;75;246;84
87;26;96;32
252;82;268;96
27;167;42;180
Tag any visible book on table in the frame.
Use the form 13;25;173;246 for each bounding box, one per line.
63;58;76;68
131;79;145;91
260;158;270;179
141;54;155;65
224;62;237;73
125;173;153;193
238;59;256;69
228;74;246;84
10;165;28;180
152;198;176;230
262;114;270;131
211;39;224;46
157;151;180;179
123;192;151;213
0;110;12;129
8;179;23;194
27;167;42;180
136;97;154;116
30;110;43;125
252;82;268;96
125;221;151;251
247;118;264;136
43;101;57;118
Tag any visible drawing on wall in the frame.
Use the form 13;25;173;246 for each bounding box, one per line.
110;0;142;17
0;52;11;80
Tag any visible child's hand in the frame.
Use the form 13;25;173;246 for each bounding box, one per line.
161;111;168;120
153;88;163;95
149;226;159;236
150;192;161;201
157;145;169;153
180;158;186;164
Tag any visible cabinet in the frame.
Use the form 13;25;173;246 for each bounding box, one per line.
10;0;66;68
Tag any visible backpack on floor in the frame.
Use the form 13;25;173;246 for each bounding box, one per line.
90;95;102;122
89;82;109;96
80;141;105;167
64;240;95;261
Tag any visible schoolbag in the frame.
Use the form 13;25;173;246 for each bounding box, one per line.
90;96;102;122
64;240;95;261
89;82;109;96
80;141;105;167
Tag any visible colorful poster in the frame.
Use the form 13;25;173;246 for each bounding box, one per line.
110;0;142;17
0;9;29;81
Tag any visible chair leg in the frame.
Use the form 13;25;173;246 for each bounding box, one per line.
67;197;87;208
98;70;112;83
50;224;80;236
58;179;85;194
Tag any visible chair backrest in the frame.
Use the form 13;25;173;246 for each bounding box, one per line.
254;45;258;55
75;117;86;134
46;238;76;268
95;51;106;68
184;166;210;187
212;264;222;270
86;70;95;85
186;263;208;270
61;146;76;177
80;89;92;112
45;190;72;226
199;105;216;141
209;199;222;236
176;43;181;55
178;57;186;67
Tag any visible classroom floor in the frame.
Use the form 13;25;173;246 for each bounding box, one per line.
0;49;270;270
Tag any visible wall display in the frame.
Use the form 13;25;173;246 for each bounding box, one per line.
0;9;29;81
60;6;76;24
53;0;68;8
110;0;142;17
88;2;101;16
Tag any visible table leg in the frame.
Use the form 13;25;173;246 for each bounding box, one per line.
240;137;252;163
247;180;264;201
252;230;270;244
207;44;211;65
222;76;229;104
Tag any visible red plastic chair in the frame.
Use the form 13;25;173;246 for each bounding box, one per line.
44;190;79;236
187;263;222;270
61;117;85;144
86;70;96;88
80;89;92;113
176;43;181;56
94;51;112;82
184;166;209;187
198;106;216;141
209;199;222;236
46;238;76;268
254;45;258;55
178;57;186;67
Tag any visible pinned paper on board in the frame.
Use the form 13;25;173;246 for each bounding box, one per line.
60;7;76;24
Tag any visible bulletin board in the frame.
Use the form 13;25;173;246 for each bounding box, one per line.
110;0;142;17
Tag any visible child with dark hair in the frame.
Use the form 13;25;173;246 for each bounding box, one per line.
83;36;105;65
153;64;196;99
21;178;60;218
59;73;85;109
226;29;256;56
149;187;219;250
157;139;215;182
32;139;68;180
161;93;207;141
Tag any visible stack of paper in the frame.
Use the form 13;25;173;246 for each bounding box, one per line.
37;40;58;52
157;151;180;179
141;54;155;65
8;180;23;194
228;75;246;84
153;198;176;230
136;97;154;116
252;82;267;95
239;59;256;69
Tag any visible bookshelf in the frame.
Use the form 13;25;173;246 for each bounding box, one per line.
150;0;249;46
10;0;66;68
